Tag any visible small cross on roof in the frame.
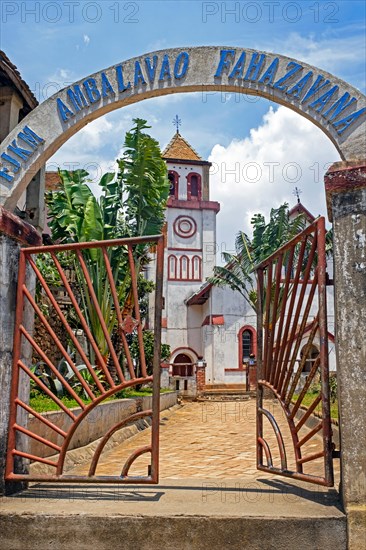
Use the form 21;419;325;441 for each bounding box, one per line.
172;114;181;133
293;187;302;204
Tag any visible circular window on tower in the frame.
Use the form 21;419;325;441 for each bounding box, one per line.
173;216;197;238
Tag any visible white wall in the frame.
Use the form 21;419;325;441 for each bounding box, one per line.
168;163;203;201
203;287;256;384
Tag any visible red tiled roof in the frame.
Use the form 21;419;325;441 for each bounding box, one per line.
163;132;203;161
202;315;225;326
289;202;315;222
45;172;62;191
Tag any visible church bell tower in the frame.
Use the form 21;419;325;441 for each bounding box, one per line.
160;125;220;357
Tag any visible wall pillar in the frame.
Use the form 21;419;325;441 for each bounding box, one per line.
195;361;206;395
0;207;41;495
324;161;366;549
0;87;23;142
25;167;46;231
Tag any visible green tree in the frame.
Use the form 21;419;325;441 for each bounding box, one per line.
45;118;169;360
130;330;171;378
119;118;170;237
208;203;306;311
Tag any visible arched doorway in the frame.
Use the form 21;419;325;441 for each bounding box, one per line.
170;349;197;395
300;343;320;373
172;353;194;378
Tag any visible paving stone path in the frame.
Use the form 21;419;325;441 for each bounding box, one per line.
69;400;339;484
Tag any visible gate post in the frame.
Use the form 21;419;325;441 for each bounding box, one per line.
195;359;207;396
0;207;41;495
324;161;366;549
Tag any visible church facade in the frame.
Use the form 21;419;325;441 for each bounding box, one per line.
147;131;336;396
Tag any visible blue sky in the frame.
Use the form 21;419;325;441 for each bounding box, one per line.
1;0;365;251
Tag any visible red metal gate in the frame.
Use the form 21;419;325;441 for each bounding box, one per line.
6;235;164;484
256;217;334;486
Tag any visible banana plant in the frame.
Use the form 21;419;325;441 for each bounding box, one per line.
208;204;307;316
45;118;169;364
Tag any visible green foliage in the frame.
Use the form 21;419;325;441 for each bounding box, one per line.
325;227;334;258
30;387;173;412
305;373;338;407
58;360;106;399
30;358;107;402
293;379;339;420
130;330;171;377
118;118;170;237
329;374;338;403
45;118;169;359
209;203;306;311
30;362;65;399
35;252;74;314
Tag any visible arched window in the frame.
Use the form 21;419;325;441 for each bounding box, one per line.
190;175;199;197
242;330;252;361
179;255;189;279
192;255;202;281
168;255;177;280
168;171;179;199
300;344;319;373
238;326;257;368
187;172;201;200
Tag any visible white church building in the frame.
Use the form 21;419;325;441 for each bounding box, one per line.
148;130;336;396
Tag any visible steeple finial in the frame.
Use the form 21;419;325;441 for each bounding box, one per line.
293;186;302;204
172;114;181;133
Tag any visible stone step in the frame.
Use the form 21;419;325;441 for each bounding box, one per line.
0;478;346;550
204;384;247;390
202;389;255;395
198;389;256;401
198;397;254;402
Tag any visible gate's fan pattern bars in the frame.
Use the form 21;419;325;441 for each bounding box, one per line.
6;235;164;484
256;218;334;487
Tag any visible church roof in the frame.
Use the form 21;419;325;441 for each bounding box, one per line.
289;201;315;222
162;132;203;162
185;282;213;305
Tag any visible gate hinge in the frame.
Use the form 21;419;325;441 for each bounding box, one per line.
326;273;334;286
332;449;341;459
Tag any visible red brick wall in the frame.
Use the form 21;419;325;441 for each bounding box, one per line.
195;366;206;393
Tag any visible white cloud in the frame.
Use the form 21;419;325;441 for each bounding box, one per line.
46;68;75;85
47;103;342;263
47;101;179;180
257;32;365;90
46;109;159;191
209;105;341;260
83;34;90;46
40;68;79;102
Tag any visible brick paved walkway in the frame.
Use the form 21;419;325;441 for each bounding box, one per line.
69;400;339;484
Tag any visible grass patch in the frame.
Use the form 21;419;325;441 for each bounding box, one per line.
293;391;339;420
29;393;89;413
29;387;172;413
